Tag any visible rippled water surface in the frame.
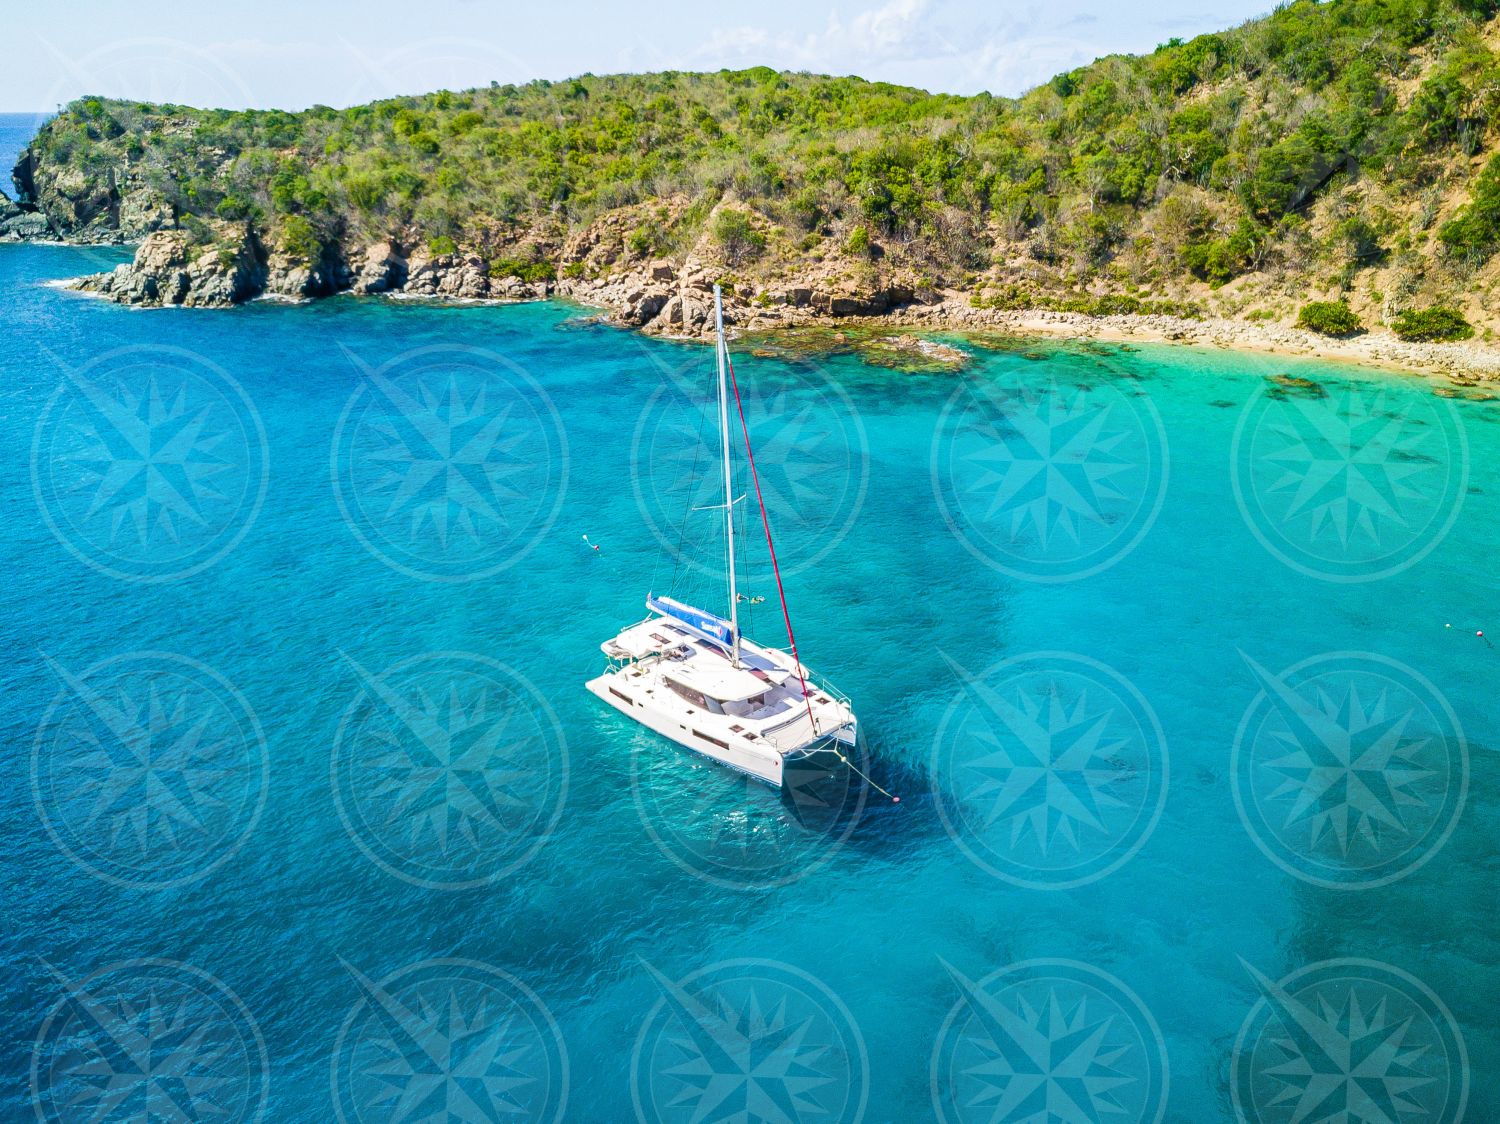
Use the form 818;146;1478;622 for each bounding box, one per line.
2;242;1496;1122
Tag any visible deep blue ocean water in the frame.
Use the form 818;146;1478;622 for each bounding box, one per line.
2;241;1496;1122
0;113;44;193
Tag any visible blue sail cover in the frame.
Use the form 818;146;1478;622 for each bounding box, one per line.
647;594;736;648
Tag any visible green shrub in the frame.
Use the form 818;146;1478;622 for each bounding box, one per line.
1390;306;1474;342
179;214;214;245
1333;216;1385;265
1296;300;1362;336
214;193;259;222
1438;153;1500;264
427;234;457;255
1182;218;1260;286
489;257;556;282
712;210;766;264
626;227;655;257
970;282;1201;319
278;215;321;261
562;261;586;279
844;225;872;256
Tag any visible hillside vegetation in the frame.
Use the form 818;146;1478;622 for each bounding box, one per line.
16;0;1500;333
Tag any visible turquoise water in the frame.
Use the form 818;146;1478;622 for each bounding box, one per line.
2;241;1496;1122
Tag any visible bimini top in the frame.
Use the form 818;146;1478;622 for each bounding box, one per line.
663;652;769;703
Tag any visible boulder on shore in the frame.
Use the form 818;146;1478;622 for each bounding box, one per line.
264;245;350;300
404;252;491;299
74;225;267;307
0;191;51;241
349;241;408;294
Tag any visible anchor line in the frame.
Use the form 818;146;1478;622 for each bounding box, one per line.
829;744;901;803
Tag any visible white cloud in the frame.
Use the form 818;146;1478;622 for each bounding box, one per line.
692;0;946;74
837;0;938;58
679;0;1108;95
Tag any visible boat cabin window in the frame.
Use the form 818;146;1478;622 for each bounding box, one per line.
664;677;725;714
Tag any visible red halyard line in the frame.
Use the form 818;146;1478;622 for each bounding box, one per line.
723;351;819;733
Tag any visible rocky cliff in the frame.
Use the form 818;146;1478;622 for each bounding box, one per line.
21;146;939;334
56;211;933;336
11;139;174;243
1;153;53;241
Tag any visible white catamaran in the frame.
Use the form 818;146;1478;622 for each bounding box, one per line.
586;286;858;787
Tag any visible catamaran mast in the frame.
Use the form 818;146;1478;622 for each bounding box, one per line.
714;285;741;666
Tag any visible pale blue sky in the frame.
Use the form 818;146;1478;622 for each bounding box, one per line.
3;0;1273;111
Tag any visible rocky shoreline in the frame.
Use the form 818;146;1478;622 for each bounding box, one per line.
0;168;1487;388
47;225;1500;388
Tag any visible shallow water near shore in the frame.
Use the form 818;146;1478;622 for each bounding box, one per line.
2;242;1497;1122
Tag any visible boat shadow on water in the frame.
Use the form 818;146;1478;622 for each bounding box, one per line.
775;736;944;860
620;727;943;890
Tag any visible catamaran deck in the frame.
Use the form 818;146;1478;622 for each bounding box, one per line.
590;612;855;781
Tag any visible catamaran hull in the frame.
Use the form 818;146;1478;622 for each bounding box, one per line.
586;674;786;786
